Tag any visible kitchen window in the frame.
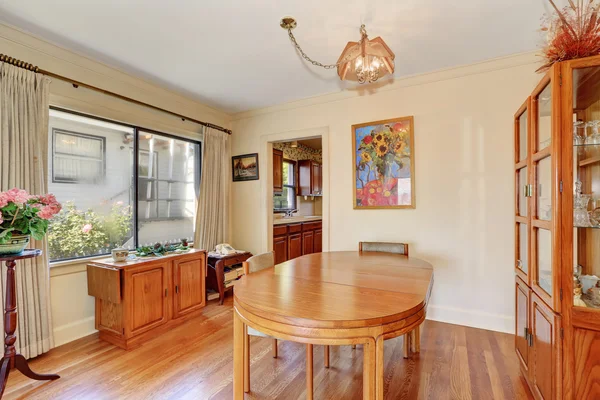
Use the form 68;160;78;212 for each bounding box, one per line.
274;160;296;211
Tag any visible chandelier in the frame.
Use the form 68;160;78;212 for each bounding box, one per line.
280;17;395;84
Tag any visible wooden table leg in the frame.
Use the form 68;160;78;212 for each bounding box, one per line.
403;333;411;359
306;344;313;400
375;336;384;400
0;260;58;398
233;311;244;400
272;338;278;358
411;325;421;353
363;340;376;400
244;324;250;393
324;345;329;368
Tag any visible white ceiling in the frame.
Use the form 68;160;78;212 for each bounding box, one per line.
0;0;552;114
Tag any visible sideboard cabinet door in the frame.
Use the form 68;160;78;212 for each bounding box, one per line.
173;256;206;318
126;261;170;337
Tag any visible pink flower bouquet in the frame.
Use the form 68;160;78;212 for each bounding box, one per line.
0;188;62;244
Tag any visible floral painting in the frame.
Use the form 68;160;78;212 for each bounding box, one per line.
353;116;415;209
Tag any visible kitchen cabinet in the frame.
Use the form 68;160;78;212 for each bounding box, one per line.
87;249;206;350
272;220;322;262
298;160;322;196
273;234;288;265
273;149;283;193
302;230;314;255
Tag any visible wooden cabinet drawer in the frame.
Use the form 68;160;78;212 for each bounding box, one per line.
273;225;288;236
288;223;302;234
87;264;121;304
303;221;322;231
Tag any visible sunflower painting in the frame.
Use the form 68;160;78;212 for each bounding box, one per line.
352;116;415;209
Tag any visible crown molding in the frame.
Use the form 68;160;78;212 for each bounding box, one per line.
232;51;541;121
0;22;231;126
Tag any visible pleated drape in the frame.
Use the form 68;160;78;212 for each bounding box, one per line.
0;62;53;359
194;127;229;252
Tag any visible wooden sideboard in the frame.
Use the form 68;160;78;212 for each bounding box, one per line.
273;220;322;264
87;249;206;350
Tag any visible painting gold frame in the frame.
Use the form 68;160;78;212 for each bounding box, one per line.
352;116;416;209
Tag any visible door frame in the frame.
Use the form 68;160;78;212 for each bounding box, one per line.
259;126;330;254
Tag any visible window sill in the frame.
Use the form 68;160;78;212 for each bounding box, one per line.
49;244;196;277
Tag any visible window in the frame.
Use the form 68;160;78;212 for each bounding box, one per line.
47;109;201;262
274;160;296;211
52;130;105;183
137;131;200;245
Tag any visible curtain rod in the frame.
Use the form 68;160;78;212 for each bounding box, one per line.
0;53;232;135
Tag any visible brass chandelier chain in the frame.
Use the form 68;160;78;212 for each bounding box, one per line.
285;24;369;70
286;28;340;69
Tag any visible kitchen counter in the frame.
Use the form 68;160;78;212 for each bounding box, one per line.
273;216;322;225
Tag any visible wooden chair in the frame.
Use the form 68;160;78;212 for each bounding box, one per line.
241;251;324;394
358;241;418;358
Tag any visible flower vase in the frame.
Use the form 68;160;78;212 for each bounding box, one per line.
0;234;30;255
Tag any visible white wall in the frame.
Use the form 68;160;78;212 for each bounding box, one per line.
0;22;232;346
231;53;542;333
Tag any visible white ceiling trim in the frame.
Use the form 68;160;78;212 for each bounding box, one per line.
232;51;541;121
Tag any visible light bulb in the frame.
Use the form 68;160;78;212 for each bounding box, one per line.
372;57;380;70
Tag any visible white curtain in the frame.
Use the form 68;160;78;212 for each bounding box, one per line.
0;62;53;358
194;127;229;251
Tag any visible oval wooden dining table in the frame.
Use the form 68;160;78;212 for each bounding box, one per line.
232;251;434;400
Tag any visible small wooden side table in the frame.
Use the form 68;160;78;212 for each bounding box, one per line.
0;250;59;397
206;252;252;305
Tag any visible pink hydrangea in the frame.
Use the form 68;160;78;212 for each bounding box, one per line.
0;193;8;209
0;211;3;225
81;224;92;233
37;203;61;220
4;188;30;206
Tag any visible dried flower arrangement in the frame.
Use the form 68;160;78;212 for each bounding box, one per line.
539;0;600;72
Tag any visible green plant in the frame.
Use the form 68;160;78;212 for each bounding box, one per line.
47;201;132;260
136;240;189;257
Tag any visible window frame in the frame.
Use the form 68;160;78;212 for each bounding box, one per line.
48;106;202;263
273;158;297;212
51;128;106;184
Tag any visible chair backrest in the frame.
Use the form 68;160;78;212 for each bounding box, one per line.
359;241;409;256
243;251;275;275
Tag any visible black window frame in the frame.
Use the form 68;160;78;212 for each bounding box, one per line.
48;106;202;263
273;159;297;212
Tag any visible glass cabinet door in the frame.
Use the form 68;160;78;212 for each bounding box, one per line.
569;60;600;311
515;99;531;284
531;66;561;312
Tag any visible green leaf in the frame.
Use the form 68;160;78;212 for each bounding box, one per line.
0;228;15;238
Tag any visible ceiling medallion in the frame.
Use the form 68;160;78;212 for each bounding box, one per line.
280;16;395;84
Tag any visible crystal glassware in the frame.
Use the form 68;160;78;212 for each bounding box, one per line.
574;120;586;145
574;194;593;227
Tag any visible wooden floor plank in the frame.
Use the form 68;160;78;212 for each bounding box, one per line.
4;297;533;399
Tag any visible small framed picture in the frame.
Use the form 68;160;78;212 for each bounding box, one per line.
232;153;259;181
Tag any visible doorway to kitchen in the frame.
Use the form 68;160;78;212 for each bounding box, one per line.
259;127;329;260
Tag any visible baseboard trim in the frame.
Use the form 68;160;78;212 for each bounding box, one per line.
53;316;97;347
426;305;514;334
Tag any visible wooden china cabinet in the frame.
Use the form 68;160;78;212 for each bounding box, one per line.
514;55;600;399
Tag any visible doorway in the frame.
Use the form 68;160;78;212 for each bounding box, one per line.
259;127;330;255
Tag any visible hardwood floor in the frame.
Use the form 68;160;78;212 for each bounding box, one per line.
4;297;533;399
